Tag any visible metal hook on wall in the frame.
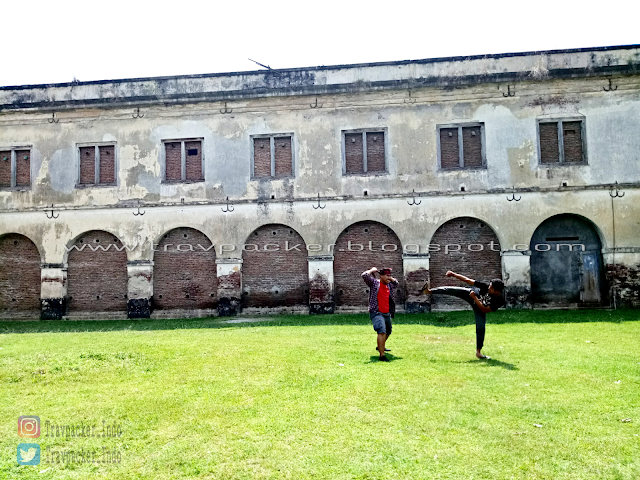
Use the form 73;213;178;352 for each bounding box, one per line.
45;204;59;219
603;78;618;92
132;200;145;216
312;193;326;209
407;189;421;206
310;97;322;109
221;196;234;213
609;181;625;198
132;107;144;119
506;186;521;202
502;85;516;97
220;102;233;114
404;89;417;104
48;113;59;124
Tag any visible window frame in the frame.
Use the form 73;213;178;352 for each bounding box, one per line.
250;133;295;179
160;138;205;184
536;117;587;166
75;141;118;188
341;127;389;176
0;145;32;190
436;122;486;171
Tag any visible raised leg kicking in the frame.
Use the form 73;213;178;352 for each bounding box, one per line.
423;270;505;359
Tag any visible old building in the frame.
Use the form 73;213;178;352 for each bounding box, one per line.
1;45;639;320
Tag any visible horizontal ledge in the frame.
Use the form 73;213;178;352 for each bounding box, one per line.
1;182;638;214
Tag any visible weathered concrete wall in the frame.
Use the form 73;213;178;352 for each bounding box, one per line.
2;45;639;109
0;46;639;317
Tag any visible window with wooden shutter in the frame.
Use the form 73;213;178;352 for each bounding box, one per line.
342;130;386;175
251;134;294;178
163;139;205;182
438;124;485;170
77;143;117;186
538;120;585;165
0;148;30;188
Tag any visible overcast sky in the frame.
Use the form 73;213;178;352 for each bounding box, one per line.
2;0;638;87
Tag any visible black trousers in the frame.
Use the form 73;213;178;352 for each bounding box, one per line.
430;286;486;350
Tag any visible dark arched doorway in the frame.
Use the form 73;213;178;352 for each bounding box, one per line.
530;214;604;306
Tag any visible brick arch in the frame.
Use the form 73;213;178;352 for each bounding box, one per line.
0;233;41;316
63;228;125;264
429;217;502;310
241;224;308;308
67;230;128;313
153;228;217;310
334;221;405;308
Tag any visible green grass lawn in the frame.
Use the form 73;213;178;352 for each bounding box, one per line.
1;309;639;479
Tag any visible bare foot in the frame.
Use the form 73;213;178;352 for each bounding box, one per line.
476;351;491;360
421;281;431;294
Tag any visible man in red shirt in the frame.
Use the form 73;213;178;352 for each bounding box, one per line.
362;267;399;362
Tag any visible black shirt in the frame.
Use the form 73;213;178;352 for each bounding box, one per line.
474;280;506;312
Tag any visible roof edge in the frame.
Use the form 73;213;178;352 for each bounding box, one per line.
2;44;639;91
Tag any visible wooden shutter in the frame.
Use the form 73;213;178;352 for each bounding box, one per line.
15;150;31;187
164;142;182;181
366;132;385;172
0;151;11;187
462;127;482;167
345;133;364;174
439;128;459;169
185;141;203;181
562;121;583;162
253;137;272;177
274;136;292;176
79;146;96;184
98;145;115;184
539;122;560;163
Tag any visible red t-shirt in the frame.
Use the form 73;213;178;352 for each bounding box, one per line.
377;282;390;313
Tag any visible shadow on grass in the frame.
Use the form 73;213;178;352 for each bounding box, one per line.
366;354;403;363
462;358;519;370
0;309;637;335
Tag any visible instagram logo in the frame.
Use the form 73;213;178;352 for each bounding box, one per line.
18;416;40;438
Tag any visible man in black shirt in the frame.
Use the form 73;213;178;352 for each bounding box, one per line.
423;270;505;359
